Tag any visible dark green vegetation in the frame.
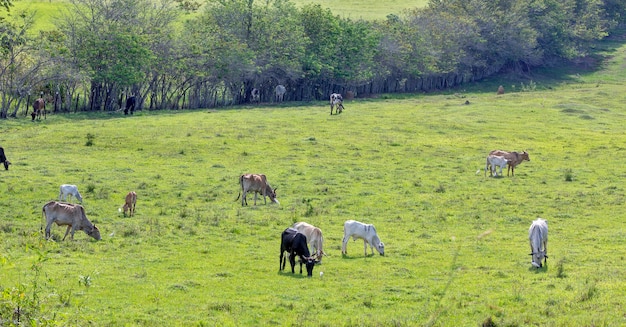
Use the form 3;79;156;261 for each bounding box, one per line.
1;0;624;118
2;35;626;325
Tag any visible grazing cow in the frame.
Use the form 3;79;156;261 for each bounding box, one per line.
251;88;260;103
280;227;316;277
489;150;530;176
342;220;385;256
235;174;278;206
124;96;136;115
497;85;505;95
32;98;46;121
43;201;101;241
330;93;344;115
528;218;548;268
275;85;286;102
485;155;509;177
122;191;137;217
292;222;325;262
59;184;83;203
0;146;10;170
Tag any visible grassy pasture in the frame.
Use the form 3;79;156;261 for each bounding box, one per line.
7;0;429;34
2;50;626;326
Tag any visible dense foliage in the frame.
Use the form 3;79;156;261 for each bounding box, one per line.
0;0;623;115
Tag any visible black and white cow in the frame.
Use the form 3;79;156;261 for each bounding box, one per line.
330;93;344;115
280;227;316;277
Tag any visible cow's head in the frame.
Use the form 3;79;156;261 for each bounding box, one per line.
529;251;546;268
3;160;10;170
522;151;530;162
267;186;279;204
87;225;101;241
304;256;316;277
376;242;385;256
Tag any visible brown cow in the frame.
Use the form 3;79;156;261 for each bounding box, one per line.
489;150;530;176
235;174;278;206
43;201;101;241
122;191;137;217
32;98;46;121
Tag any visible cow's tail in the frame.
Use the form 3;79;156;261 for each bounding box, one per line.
235;174;244;202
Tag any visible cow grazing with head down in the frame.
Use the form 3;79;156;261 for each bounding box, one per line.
280;227;316;277
43;201;101;241
529;218;548;268
489;150;530;176
124;96;136;115
251;88;260;103
32;98;46;121
59;184;83;203
292;221;326;262
275;85;286;102
330;93;344;115
235;174;278;206
122;191;137;217
0;147;10;170
342;220;385;256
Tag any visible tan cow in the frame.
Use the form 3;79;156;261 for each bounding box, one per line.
122;191;137;217
489;150;530;176
43;201;101;241
235;173;279;206
292;222;326;262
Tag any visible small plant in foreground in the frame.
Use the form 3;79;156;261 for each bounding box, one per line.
564;169;574;182
85;133;95;146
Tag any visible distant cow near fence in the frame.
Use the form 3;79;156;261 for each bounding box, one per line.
43;201;101;241
330;93;344;115
275;85;286;102
32;98;46;121
124;96;136;115
0;147;10;170
251;88;260;103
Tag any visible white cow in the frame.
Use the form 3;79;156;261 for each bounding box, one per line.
529;218;548;268
251;88;260;103
485;155;509;177
235;173;279;206
330;93;344;115
292;222;325;262
43;201;101;241
59;184;83;203
275;85;286;102
342;220;385;256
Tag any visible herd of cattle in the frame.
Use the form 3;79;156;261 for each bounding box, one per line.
4;102;545;277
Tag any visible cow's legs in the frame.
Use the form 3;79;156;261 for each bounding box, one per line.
45;222;53;239
241;190;247;206
280;252;285;271
289;252;296;273
63;225;72;240
253;192;258;205
363;240;368;256
341;235;349;254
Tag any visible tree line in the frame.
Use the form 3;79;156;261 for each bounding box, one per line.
0;0;623;117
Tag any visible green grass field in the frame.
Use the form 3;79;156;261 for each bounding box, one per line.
1;37;626;326
7;0;428;34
